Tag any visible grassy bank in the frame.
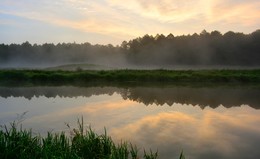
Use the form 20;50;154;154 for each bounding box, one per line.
0;69;260;86
0;118;164;159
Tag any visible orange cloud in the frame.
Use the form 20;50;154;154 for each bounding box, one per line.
107;0;260;26
207;1;260;26
107;0;205;23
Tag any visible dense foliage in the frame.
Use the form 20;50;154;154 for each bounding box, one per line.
123;30;260;66
0;69;259;86
0;30;259;68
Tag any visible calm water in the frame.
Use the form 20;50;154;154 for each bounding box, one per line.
0;85;260;159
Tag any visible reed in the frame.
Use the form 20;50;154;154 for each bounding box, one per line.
0;117;165;159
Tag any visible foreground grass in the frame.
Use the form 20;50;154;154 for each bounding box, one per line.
0;117;165;159
1;69;259;86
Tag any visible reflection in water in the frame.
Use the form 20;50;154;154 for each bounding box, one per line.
111;107;260;159
0;86;260;159
0;86;259;109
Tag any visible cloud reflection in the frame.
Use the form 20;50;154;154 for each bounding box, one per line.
110;107;260;159
22;95;139;133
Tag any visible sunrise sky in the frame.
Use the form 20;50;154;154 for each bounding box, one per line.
0;0;259;45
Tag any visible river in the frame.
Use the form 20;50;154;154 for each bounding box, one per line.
0;85;260;159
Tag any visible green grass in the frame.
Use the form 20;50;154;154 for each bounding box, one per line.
46;63;114;71
1;69;259;86
0;117;164;159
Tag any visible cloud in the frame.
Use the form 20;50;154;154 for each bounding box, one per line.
0;0;143;42
1;0;259;44
107;0;205;23
208;0;260;26
107;0;260;26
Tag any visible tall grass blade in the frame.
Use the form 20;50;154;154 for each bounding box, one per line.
0;117;162;159
179;150;185;159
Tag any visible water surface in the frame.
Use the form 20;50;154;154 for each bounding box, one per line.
0;85;260;159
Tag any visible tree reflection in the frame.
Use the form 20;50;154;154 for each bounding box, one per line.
0;86;259;109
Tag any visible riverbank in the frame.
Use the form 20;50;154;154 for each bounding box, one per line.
0;69;259;86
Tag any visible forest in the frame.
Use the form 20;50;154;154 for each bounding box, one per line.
0;30;259;69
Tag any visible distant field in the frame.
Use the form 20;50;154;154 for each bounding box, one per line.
0;69;260;86
46;63;115;71
44;63;260;71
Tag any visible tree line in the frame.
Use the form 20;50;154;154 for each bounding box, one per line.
0;30;259;68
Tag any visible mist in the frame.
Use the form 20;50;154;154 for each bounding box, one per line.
0;30;259;70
